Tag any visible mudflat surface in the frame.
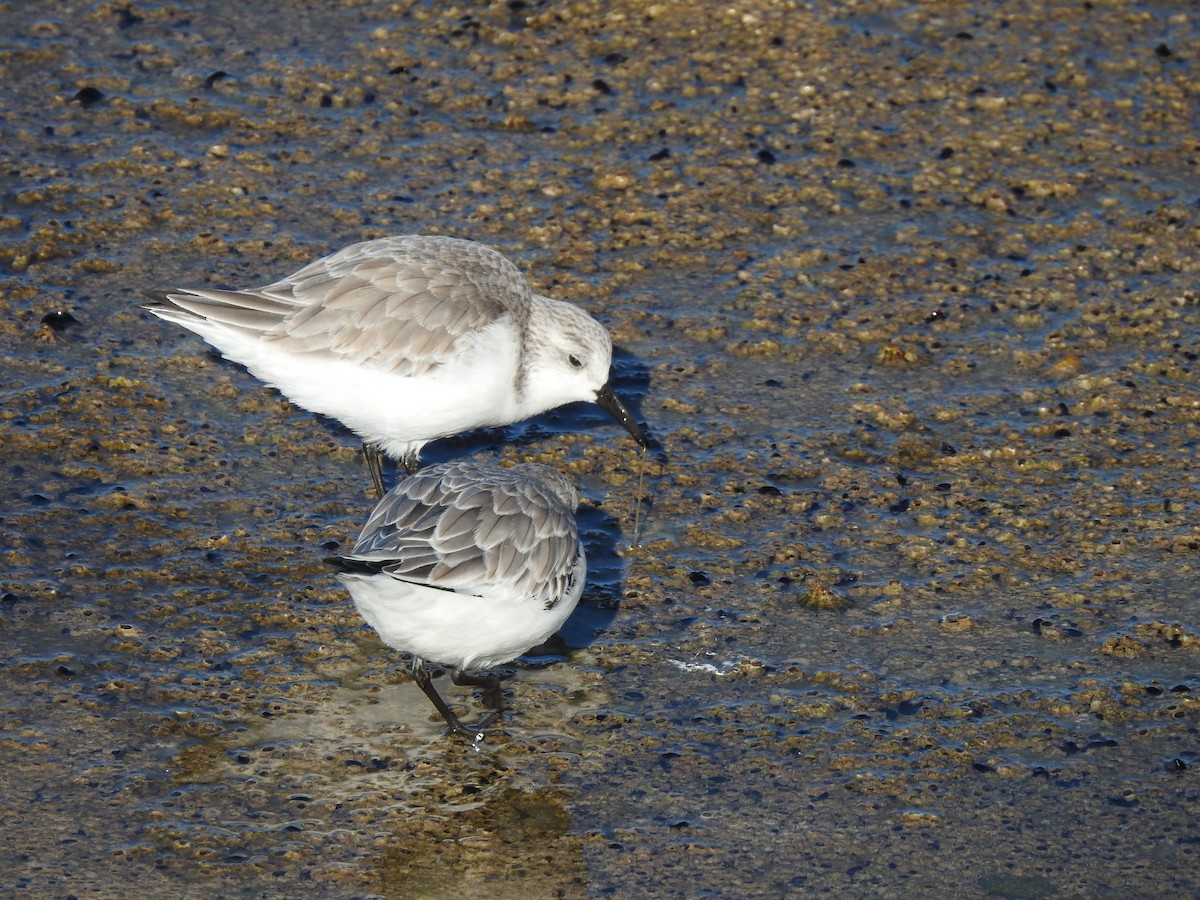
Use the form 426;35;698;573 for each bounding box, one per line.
2;1;1198;896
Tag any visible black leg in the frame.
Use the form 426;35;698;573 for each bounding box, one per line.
363;443;387;498
452;669;506;726
409;659;510;738
400;449;420;475
410;657;476;736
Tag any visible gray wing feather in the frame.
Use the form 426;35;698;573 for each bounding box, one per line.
346;460;581;606
145;235;526;377
143;288;295;333
434;504;481;544
472;507;506;550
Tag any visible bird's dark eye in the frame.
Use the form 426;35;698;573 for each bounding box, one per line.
568;354;583;369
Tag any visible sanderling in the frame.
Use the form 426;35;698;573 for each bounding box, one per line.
329;459;585;737
144;235;646;494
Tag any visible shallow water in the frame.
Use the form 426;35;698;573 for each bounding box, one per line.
3;0;1200;896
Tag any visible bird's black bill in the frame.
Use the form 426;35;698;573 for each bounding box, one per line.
595;383;648;448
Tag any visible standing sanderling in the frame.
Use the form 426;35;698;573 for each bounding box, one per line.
144;234;647;494
329;459;585;737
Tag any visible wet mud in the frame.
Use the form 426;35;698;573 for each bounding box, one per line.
2;0;1199;896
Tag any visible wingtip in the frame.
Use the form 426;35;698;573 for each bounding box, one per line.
140;289;173;310
326;555;386;575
